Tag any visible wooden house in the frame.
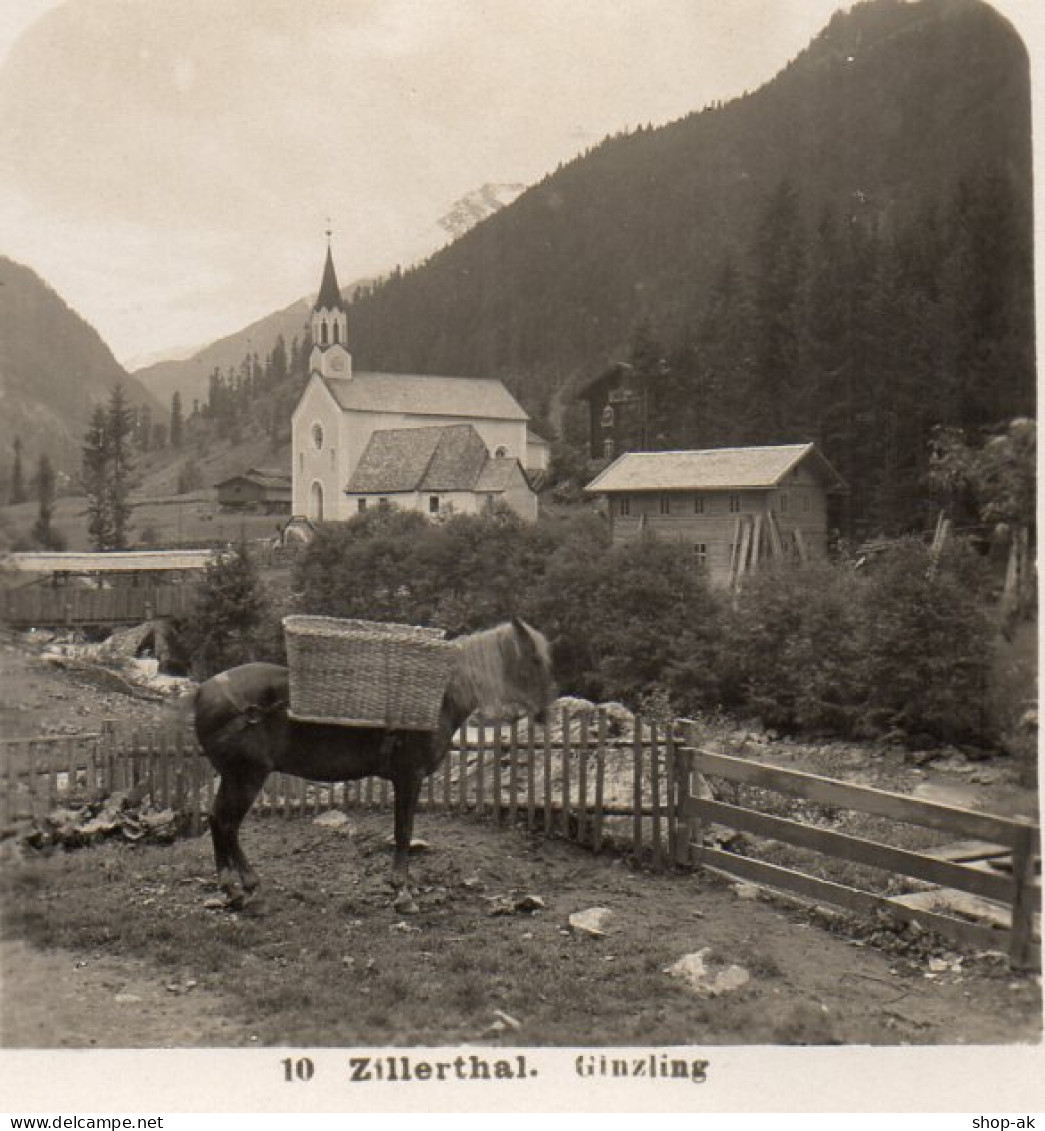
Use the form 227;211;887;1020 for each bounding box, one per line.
584;443;848;584
215;468;292;513
576;363;651;461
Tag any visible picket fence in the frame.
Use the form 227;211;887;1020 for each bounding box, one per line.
0;711;1039;967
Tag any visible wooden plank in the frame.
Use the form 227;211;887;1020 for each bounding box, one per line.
458;735;469;815
665;726;678;864
443;733;454;811
593;712;606;854
1009;822;1039;968
680;724;699;865
766;509;785;558
698;846;1008;953
543;718;553;836
27;741;38;821
690;748;1028;848
160;727;171;810
750;513;763;573
691;797;1024;907
492;722;504;822
735;518;752;581
527;714;537;829
650;722;663;870
379;776;389;810
632;717;643;854
508;719;519;823
65;738;77;802
577;714;589;845
794;528;808;562
728;517;741;586
561;710;572;839
476;717;486;817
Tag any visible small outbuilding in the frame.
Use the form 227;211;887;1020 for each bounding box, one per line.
215;468;292;513
584;443;848;584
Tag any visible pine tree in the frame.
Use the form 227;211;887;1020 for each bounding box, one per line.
9;438;27;505
106;383;135;549
83;405;111;550
170;391;184;449
31;453;61;549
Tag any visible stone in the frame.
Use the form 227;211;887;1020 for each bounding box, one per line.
314;810;352;830
568;907;614;937
733;883;760;901
513;894;546;913
664;948;751;998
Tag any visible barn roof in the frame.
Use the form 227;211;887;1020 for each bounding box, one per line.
215;468;291;491
585;443;848;493
322;372;528;422
10;550;221;573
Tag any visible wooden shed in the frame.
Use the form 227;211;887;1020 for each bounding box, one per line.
584;443;848;584
215;468;292;513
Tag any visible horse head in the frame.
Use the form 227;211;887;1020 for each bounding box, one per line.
508;616;557;724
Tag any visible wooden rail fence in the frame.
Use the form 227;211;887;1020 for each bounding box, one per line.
0;583;198;629
683;744;1041;969
1;711;1039;967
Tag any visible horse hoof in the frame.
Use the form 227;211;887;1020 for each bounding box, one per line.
393;891;419;915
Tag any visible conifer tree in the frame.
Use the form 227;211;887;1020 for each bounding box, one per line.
9;438;26;505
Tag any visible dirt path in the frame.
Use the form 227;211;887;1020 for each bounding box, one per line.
0;939;247;1048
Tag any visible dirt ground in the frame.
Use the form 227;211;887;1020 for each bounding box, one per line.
0;640;1041;1049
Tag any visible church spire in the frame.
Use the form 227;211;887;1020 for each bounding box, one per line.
310;231;352;379
315;237;346;313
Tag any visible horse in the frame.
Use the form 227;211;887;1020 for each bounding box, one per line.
190;617;556;909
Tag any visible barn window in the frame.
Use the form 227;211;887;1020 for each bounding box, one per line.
429;495;440;514
618;496;630;517
357;498;367;513
729;493;742;514
659;495;671;515
601;406;615;427
693;495;705;514
603;439;615;459
778;492;789;513
692;543;708;568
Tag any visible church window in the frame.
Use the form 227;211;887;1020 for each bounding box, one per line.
321;322;329;345
333;321;339;344
312;423;323;451
601;406;614;427
495;445;508;458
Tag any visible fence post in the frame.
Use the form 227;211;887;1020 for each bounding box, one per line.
475;718;486;818
577;714;589;846
492;718;503;823
632;715;643;859
593;710;606;854
1009;820;1038;969
508;718;519;824
665;724;678;865
561;708;572;840
679;723;698;866
526;713;537;830
542;716;553;836
650;721;663;871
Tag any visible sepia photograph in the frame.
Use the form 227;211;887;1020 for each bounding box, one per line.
0;0;1040;1116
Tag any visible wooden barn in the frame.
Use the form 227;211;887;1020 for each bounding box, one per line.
584;443;848;584
215;468;292;514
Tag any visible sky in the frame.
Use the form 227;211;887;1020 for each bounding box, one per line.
0;0;1038;368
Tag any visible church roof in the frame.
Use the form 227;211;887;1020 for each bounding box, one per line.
322;372;528;422
315;245;346;311
346;425;489;494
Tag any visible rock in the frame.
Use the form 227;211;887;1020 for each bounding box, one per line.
665;949;751;998
393;891;420;915
568;907;614;937
314;810;352;830
732;883;760;901
491;1009;521;1031
513;894;545;913
114;993;142;1004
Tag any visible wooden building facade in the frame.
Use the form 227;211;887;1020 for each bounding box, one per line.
584;444;848;584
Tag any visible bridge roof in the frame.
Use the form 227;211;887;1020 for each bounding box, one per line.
9;550;221;573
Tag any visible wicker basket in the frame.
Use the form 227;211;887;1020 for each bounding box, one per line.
283;616;455;731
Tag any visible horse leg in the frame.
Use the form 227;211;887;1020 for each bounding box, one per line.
391;770;424;905
211;762;268;906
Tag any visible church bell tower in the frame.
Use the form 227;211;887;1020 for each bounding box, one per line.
310;233;352;379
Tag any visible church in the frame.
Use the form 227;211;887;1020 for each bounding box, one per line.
291;245;548;523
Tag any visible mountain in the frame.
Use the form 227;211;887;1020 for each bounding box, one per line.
436;183;527;243
132;296;314;417
345;0;1030;389
0;256;161;479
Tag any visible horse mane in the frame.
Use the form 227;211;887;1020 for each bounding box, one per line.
447;620;541;720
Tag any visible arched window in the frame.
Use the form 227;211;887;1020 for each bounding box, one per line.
494;445;509;458
332;321;340;344
603;438;615;460
309;481;324;522
312;423;324;451
320;321;328;346
601;405;615;427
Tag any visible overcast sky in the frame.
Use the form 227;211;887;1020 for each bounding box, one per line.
0;0;1038;367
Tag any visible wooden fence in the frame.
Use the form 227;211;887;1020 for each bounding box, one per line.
1;712;1039;967
683;745;1041;969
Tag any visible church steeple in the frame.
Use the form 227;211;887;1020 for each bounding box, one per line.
310;231;351;378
